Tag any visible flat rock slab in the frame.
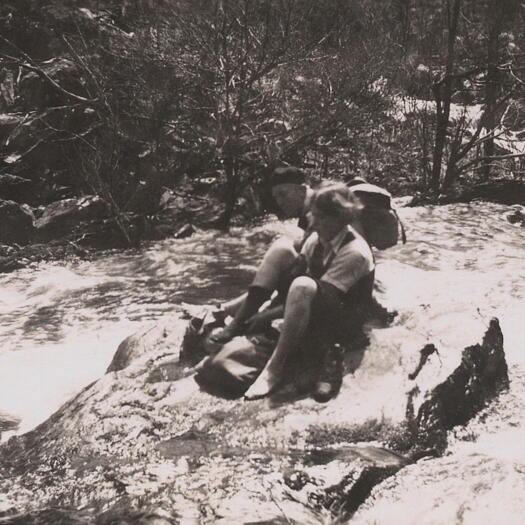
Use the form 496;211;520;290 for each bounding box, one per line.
0;309;508;523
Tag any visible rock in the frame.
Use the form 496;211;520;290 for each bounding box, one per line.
34;195;110;241
0;174;32;203
462;180;525;206
392;195;416;208
106;316;182;373
0;71;16;109
0;241;91;274
0;114;24;143
0;412;21;434
0;256;25;273
18;58;80;109
0;314;509;523
506;204;525;226
0;199;35;244
351;452;525;525
0;244;17;257
282;446;409;518
411;318;508;455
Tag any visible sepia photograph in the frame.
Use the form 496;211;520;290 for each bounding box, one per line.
0;1;524;523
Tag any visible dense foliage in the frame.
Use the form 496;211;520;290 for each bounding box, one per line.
1;0;524;232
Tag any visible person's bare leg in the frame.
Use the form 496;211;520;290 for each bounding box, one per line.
211;286;271;343
244;276;317;399
220;292;247;316
211;237;298;343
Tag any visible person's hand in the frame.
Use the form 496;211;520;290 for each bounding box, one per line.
244;311;273;334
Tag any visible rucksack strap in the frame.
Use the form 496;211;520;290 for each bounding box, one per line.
393;209;407;244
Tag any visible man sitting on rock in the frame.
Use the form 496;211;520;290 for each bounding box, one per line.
244;182;375;399
210;166;314;343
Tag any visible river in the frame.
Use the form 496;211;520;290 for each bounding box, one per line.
0;202;524;521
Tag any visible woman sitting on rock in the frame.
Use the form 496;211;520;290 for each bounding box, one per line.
244;182;375;399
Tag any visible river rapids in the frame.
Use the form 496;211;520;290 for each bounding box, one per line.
0;201;523;523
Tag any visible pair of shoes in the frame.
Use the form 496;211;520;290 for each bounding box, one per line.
312;344;344;403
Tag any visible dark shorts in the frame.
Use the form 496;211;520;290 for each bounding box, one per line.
309;280;368;346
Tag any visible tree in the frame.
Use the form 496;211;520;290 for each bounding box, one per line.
430;0;462;193
396;0;525;194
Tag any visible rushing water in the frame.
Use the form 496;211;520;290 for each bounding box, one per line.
0;202;524;519
0;221;296;436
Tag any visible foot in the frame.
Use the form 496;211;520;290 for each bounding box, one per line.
208;325;238;344
244;369;280;400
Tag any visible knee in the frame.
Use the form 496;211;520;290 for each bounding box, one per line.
269;237;297;258
264;239;298;268
288;276;317;300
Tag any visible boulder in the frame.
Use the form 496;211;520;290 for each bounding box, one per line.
0;199;35;244
392;195;416;208
0;114;25;144
410;318;508;455
506;204;525;226
0;240;91;274
106;318;182;373
34;195;110;241
0;310;509;523
18;58;80;109
0;256;25;273
0;71;16;109
0;174;32;203
0;412;21;434
462;180;525;206
352;451;525;525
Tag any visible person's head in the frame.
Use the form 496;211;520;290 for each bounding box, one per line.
309;182;362;241
270;166;308;219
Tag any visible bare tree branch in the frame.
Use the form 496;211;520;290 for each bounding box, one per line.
0;34;96;104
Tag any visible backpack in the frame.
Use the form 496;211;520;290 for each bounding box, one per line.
195;333;276;398
349;183;407;250
181;314;277;398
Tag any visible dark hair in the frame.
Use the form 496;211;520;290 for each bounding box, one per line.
311;182;361;222
270;166;306;187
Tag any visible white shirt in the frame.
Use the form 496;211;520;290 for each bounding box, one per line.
301;226;374;293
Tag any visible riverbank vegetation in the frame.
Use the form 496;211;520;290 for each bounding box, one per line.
1;0;524;244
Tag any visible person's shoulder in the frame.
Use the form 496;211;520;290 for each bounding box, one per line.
352;232;373;254
339;229;374;263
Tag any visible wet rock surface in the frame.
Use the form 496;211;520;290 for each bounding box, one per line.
0;311;509;523
351;451;525;525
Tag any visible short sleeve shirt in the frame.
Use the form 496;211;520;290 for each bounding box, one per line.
301;226;374;293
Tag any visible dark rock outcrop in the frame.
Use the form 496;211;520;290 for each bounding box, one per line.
106;319;180;374
0;174;32;203
0;240;90;274
464;180;525;206
0;412;20;435
0;199;35;244
34;195;110;241
0;114;25;143
506;204;525;226
413;318;508;454
18;58;80;110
